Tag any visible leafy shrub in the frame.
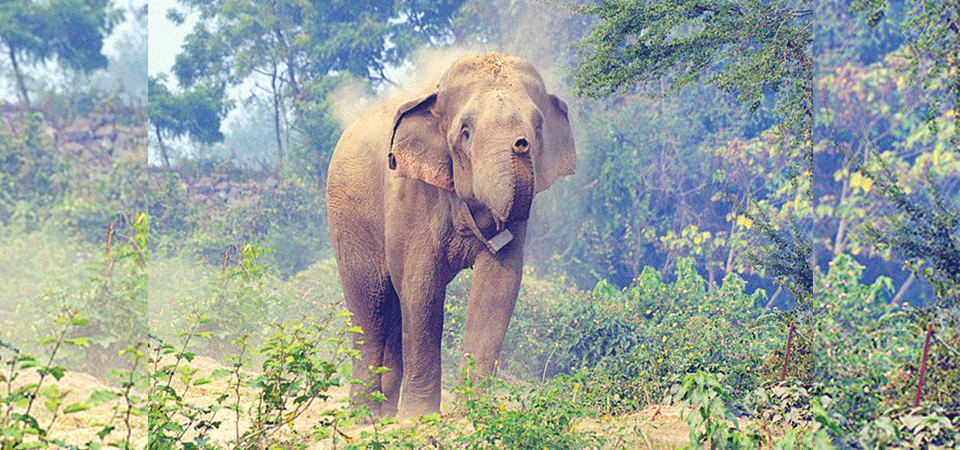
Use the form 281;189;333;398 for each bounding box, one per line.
443;256;776;420
148;312;356;449
0;310;145;449
672;372;765;450
746;254;959;445
0;111;67;227
75;213;148;373
190;177;325;278
148;171;198;252
569;259;773;405
859;405;959;449
741;380;845;448
453;367;604;449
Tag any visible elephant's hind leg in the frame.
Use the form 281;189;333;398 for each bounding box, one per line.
339;268;395;418
379;286;403;417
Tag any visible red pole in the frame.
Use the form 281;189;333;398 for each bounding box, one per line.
780;320;796;382
914;321;934;407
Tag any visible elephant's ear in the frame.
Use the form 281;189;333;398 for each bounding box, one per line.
389;92;454;191
535;94;576;193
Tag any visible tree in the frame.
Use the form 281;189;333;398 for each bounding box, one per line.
814;0;960;305
0;0;124;106
168;0;466;177
148;75;232;169
574;0;813;141
852;0;959;146
572;0;814;298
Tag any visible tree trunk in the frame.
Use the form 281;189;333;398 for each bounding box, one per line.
891;272;915;307
271;59;284;179
270;0;299;98
154;123;171;169
7;45;30;107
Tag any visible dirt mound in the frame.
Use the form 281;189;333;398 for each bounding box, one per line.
5;368;146;448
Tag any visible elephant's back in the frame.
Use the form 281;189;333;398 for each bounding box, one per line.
327;102;392;199
325;102;396;264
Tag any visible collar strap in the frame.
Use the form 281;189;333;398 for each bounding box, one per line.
459;200;513;253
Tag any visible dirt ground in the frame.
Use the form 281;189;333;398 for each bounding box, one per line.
9;355;693;449
5;369;147;448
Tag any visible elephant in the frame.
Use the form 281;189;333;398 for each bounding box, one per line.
325;52;575;419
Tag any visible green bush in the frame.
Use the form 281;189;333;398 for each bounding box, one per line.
442;250;959;447
0;311;145;449
148;171;198;253
0;111;67;227
148;312;356;449
187;177;325;278
443;257;776;418
453;367;605;449
859;405;959;449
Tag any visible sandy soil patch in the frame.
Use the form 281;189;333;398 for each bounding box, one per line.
4;368;145;448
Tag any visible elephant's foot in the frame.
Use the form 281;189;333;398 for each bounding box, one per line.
396;400;441;421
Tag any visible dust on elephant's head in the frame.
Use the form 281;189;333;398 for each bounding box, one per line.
389;52;575;224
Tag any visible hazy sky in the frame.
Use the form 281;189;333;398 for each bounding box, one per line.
148;0;194;78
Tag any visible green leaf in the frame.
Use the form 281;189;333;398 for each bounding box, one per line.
70;317;90;326
48;366;66;381
379;417;399;426
369;391;387;403
63;403;89;414
88;390;120;406
419;412;441;424
811;398;841;435
64;337;90;347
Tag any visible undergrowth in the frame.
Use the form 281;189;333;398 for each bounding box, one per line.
135;252;959;448
3;214;956;448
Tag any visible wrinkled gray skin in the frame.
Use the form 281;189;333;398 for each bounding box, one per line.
326;53;575;419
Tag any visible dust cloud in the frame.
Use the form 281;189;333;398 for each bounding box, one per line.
330;46;481;128
331;0;580;128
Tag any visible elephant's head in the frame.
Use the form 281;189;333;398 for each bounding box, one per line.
389;53;575;230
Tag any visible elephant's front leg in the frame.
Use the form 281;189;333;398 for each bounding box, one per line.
461;221;526;378
392;257;448;420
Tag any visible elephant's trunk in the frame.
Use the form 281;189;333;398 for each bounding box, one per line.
505;152;535;223
478;149;535;227
469;106;538;225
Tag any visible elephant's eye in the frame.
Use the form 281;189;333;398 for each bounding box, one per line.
460;127;470;141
